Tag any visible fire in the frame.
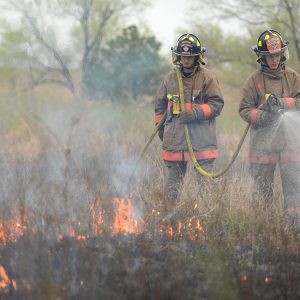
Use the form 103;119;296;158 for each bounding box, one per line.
0;224;6;244
112;193;144;234
68;221;89;241
0;194;206;296
241;275;248;281
0;265;17;293
89;196;104;236
265;276;270;284
0;217;28;246
159;218;203;240
0;192;204;244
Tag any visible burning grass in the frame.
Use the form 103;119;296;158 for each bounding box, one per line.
0;235;227;300
0;99;300;299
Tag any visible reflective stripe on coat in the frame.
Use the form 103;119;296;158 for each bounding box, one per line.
154;65;224;161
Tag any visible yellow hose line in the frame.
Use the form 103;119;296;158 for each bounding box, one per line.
139;112;167;158
128;65;252;186
127;112;167;186
175;66;250;178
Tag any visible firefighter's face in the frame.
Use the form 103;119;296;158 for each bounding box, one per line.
180;56;196;69
265;53;281;70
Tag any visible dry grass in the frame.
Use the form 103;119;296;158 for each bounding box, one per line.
0;83;299;299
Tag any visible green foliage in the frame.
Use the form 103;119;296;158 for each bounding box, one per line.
192;0;300;73
0;20;28;65
84;25;169;101
266;24;300;72
189;23;257;87
0;0;150;98
0;19;29;89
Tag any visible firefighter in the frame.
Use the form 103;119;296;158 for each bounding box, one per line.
154;33;224;221
239;29;300;230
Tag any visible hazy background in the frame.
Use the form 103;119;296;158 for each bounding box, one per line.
1;0;299;234
2;0;299;102
139;0;241;55
0;1;300;299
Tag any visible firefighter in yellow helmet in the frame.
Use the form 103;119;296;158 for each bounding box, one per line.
239;30;300;230
154;34;224;223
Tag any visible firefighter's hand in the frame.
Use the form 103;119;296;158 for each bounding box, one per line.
258;110;280;126
262;94;284;111
178;109;197;124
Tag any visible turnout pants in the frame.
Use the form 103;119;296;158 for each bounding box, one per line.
162;159;214;219
250;160;300;228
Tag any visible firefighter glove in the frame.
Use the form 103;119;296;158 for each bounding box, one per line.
178;108;198;124
258;110;280;127
263;94;284;112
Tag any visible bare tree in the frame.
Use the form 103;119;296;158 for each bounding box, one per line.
1;0;148;100
192;0;300;62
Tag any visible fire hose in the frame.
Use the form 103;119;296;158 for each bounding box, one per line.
128;66;276;184
174;66;250;178
127;112;167;186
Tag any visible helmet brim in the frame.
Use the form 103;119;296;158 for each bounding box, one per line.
172;51;201;57
172;46;205;57
252;44;288;56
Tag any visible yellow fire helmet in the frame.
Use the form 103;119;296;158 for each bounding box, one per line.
171;33;206;65
251;29;289;63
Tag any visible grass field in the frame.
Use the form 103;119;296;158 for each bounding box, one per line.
0;80;299;299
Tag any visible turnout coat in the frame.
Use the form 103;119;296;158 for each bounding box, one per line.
239;65;300;164
154;65;224;161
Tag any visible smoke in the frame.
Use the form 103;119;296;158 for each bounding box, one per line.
0;99;157;236
280;112;300;214
2;98;300;299
282;111;300;147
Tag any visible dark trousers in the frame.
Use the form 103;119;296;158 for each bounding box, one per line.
250;161;300;227
163;159;214;218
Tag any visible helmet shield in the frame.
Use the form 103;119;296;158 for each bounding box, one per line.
252;30;289;64
172;33;204;56
252;30;288;56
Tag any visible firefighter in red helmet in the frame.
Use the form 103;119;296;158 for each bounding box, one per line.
154;33;224;224
239;30;300;230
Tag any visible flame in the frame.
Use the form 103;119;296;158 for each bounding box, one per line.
112;193;144;234
0;265;17;292
0;192;204;244
160;217;204;240
0;195;206;296
166;226;173;236
68;221;89;241
89;196;104;236
241;275;247;281
68;221;76;238
265;276;270;283
0;217;28;246
0;223;6;244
